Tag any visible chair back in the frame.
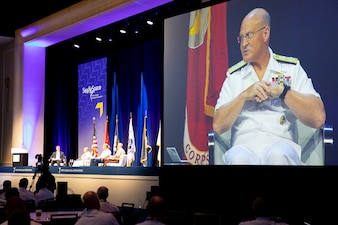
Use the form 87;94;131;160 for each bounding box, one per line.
23;199;36;212
121;203;136;225
119;155;128;166
112;211;123;225
38;198;58;211
50;213;78;225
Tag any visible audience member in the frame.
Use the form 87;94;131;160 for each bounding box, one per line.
18;178;37;207
4;188;19;200
75;191;119;225
97;186;120;213
36;165;56;194
34;176;55;205
0;180;11;203
0;196;41;225
238;196;289;225
49;145;66;166
135;195;166;225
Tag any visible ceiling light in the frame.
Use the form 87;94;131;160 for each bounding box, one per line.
119;28;127;34
146;20;154;26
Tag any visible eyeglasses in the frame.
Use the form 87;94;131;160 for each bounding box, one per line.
237;26;266;44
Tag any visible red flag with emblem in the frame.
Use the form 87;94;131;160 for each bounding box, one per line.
183;2;228;165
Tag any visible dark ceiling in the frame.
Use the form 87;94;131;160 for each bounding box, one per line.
0;0;82;37
0;1;226;38
0;0;226;51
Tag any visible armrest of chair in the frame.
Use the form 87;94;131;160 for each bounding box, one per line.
208;130;231;165
296;121;334;165
323;124;334;144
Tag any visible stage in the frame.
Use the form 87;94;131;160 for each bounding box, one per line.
0;166;159;208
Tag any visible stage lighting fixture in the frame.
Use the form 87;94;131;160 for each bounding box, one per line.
95;36;102;42
119;28;127;34
146;19;154;26
73;43;80;49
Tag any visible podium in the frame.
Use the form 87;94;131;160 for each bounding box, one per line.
11;148;28;166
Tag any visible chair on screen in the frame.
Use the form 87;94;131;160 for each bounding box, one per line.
50;213;78;225
165;147;191;165
208;120;334;165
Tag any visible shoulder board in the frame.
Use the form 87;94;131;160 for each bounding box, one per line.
273;54;299;64
227;60;247;74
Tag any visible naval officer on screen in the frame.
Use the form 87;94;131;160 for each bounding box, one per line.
213;8;325;165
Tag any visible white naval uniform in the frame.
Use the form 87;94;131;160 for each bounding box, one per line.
215;47;321;165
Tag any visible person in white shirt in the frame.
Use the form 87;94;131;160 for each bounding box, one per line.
18;178;37;207
97;186;120;213
90;144;112;166
99;144;112;159
80;147;92;160
34;177;55;205
213;8;325;165
107;143;126;163
75;191;119;225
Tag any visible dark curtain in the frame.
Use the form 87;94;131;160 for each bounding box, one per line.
44;38;162;167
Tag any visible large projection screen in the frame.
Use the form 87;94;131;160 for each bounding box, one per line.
163;0;338;166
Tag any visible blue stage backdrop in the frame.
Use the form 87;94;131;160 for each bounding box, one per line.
78;57;107;157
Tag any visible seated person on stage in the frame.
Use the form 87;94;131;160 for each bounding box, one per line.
49;145;66;166
73;147;92;167
90;143;111;166
80;147;92;160
106;143;126;163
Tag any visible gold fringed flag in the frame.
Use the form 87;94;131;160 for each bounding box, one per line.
127;113;136;167
113;114;119;155
140;115;152;167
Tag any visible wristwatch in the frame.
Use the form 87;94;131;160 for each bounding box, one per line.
279;83;290;101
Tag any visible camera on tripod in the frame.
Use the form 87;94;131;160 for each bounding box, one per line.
35;154;43;170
